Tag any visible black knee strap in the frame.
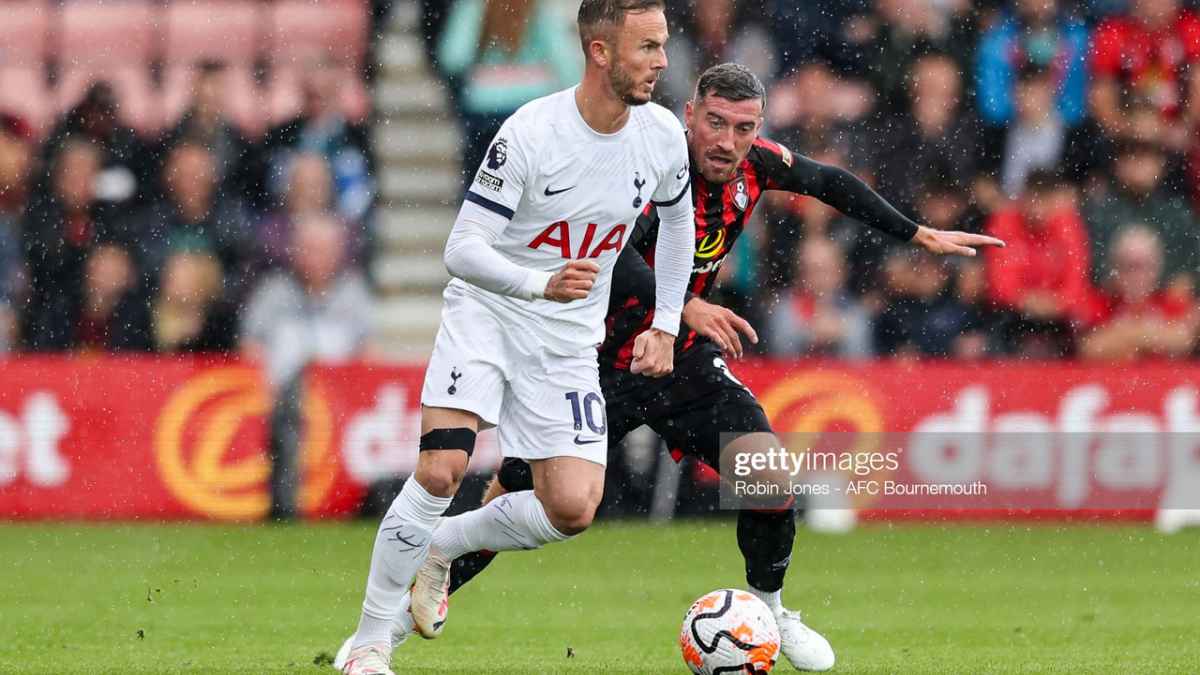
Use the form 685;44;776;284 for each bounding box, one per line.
420;428;477;456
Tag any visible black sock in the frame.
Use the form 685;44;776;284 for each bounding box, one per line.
737;508;796;593
448;549;497;595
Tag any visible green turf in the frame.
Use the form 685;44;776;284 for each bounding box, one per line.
0;519;1196;673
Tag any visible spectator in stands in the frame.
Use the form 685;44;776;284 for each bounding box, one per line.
906;171;996;359
242;213;374;386
261;57;375;228
851;0;980;116
160;60;257;204
241;213;374;520
1090;0;1200;153
765;61;874;157
256;152;351;270
768;237;872;359
659;1;773;108
41;82;152;206
984;169;1092;357
767;0;871;77
152;251;233;352
1084;138;1198;295
975;0;1090;128
437;0;582;189
22;138;150;351
870;52;980;213
992;64;1071;198
0;113;33;352
73;244;152;352
873;247;983;358
136;142;252;298
1081;225;1199;360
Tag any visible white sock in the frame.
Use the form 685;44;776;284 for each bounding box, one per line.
431;490;570;559
353;479;451;648
393;593;415;636
749;586;783;612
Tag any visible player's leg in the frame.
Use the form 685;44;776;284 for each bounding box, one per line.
410;455;602;637
443;380;646;597
410;349;608;637
446;459;530;594
346;408;477;650
441;374;652;595
343;461;526;662
662;346;835;670
342;293;505;673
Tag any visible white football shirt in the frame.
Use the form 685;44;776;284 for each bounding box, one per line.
449;86;692;352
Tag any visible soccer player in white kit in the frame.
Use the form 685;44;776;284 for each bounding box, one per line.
340;2;695;673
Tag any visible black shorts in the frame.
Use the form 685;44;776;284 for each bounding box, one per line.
496;343;772;491
600;342;772;469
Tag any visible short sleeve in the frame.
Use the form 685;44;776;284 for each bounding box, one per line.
652;129;691;207
464;114;532;221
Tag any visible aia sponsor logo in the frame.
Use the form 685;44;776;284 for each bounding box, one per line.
527;221;627;258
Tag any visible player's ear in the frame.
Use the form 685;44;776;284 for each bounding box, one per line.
684;100;695;130
589;38;612;69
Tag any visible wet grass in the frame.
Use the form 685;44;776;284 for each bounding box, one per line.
0;520;1196;673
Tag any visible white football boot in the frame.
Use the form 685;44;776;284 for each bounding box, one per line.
409;543;452;638
339;643;393;675
333;596;414;671
774;607;836;671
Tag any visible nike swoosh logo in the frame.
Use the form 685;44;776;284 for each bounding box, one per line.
544;185;575;196
573;434;602;445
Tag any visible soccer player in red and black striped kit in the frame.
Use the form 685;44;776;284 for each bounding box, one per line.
399;64;1003;670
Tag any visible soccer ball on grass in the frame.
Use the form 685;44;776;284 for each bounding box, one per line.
679;589;780;674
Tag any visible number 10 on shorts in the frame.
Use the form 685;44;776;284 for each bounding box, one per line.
565;392;607;435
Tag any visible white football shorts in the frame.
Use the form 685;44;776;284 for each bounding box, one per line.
420;285;609;466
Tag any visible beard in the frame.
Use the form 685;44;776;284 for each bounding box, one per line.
608;60;651;106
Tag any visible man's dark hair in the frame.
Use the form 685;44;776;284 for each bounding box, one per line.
577;0;665;55
694;63;766;106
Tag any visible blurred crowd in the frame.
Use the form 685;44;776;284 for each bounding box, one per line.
0;58;376;379
421;0;1200;361
7;1;1200;365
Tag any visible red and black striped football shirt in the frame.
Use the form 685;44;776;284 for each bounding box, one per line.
599;137;919;373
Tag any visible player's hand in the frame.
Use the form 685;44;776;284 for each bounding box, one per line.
912;225;1006;257
631;328;675;377
544;259;600;303
682;297;758;359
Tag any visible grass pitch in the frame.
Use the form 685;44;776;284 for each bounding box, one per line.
0;519;1196;674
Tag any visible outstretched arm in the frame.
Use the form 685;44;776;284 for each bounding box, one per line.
775;152;1004;256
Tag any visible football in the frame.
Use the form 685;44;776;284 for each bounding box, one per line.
679;589;781;674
